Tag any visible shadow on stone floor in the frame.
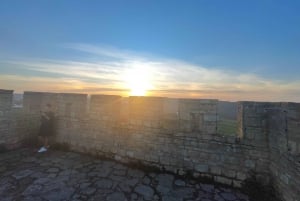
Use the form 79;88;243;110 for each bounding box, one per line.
0;148;249;201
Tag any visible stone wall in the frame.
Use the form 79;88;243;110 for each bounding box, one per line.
1;90;299;201
239;102;300;201
266;103;300;201
0;89;13;148
21;93;271;188
0;90;34;149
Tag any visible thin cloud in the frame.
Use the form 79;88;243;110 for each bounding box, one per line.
1;43;300;102
0;74;129;95
64;43;143;61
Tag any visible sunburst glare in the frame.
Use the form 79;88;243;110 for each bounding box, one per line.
123;66;153;96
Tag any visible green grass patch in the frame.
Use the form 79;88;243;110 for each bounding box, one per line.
217;119;237;136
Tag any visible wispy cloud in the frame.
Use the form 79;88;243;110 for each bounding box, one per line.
1;43;300;102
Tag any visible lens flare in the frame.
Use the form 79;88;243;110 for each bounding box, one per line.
123;67;153;96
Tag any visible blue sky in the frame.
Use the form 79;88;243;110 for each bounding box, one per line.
0;1;300;101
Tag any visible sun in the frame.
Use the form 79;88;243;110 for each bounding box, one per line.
123;67;153;96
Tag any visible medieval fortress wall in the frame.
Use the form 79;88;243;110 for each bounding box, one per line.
0;89;299;201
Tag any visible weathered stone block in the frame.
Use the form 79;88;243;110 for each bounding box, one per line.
210;166;221;175
126;151;134;158
0;89;13;110
163;98;179;115
129;96;164;120
233;180;242;188
280;173;290;185
204;114;217;122
236;172;247;180
214;176;232;185
288;141;297;154
222;169;236;178
195;164;209;173
244;160;255;168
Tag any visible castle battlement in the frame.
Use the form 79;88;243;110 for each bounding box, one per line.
0;89;299;201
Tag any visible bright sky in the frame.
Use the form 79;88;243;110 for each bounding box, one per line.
0;1;299;102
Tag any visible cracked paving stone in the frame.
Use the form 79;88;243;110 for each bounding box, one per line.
130;193;138;201
22;157;37;163
125;177;139;186
157;174;174;188
102;161;116;169
95;178;113;189
112;169;127;176
33;177;52;185
23;196;43;201
142;176;151;185
173;187;195;199
200;183;214;193
128;169;145;178
106;192;127;201
157;184;171;195
30;171;46;179
22;184;43;196
134;184;154;201
72;193;87;200
59;169;78;176
1;196;14;201
47;173;57;178
113;163;128;170
92;168;112;177
153;194;160;201
118;182;132;193
82;187;96;195
12;169;33;180
162;195;183;201
88;171;100;177
0;183;17;196
201;199;212;201
174;179;186;187
0;183;11;195
149;173;157;178
46;167;60;173
197;191;213;200
236;192;249;201
0;149;250;201
109;175;127;182
79;182;91;189
221;192;237;201
214;194;226;201
156;174;175;195
221;187;233;192
90;189;114;200
41;186;75;201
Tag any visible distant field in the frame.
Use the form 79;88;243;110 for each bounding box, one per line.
217;118;237;136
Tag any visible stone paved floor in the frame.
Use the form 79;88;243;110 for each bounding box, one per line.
0;148;249;201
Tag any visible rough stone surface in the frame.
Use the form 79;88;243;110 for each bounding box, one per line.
174;179;185;186
12;169;33;180
2;91;300;201
221;192;238;201
0;148;249;201
134;184;154;200
95;179;113;189
106;192;127;201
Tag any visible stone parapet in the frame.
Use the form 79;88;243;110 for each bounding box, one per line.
1;90;299;201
